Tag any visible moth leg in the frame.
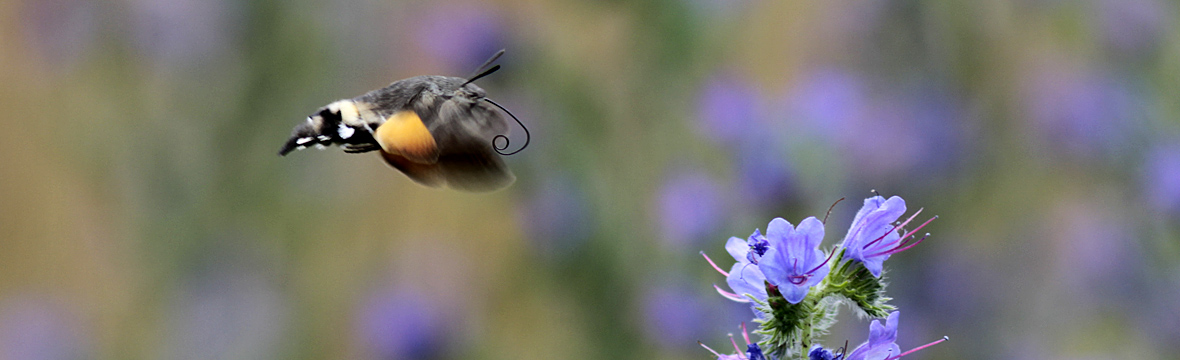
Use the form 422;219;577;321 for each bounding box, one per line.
343;144;381;153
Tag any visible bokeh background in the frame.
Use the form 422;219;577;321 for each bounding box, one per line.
2;0;1179;359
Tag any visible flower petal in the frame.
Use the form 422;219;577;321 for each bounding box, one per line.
780;281;809;304
765;217;794;245
796;216;826;250
726;236;749;262
882;311;899;344
727;262;768;301
848;196;887;232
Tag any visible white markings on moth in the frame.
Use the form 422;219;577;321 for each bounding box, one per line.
338;123;355;139
296;145;307;150
317;135;331;141
296;137;313;145
314;144;326;150
328;100;364;126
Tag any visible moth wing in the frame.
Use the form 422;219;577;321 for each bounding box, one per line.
434;97;509;142
379;98;514;192
379;151;447;188
373;110;440;163
378;145;515;192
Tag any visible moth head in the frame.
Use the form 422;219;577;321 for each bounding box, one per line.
454;83;487;100
310;100;361;126
278;99;361;156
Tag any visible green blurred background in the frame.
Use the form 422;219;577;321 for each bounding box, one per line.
2;0;1179;359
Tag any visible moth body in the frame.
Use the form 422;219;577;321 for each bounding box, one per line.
279;73;515;192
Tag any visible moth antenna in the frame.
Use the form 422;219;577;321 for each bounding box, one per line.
462;65;501;87
463;49;506;86
472;49;505;76
485;98;530;155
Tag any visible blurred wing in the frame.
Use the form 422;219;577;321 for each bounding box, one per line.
379;146;515;192
378;90;514;192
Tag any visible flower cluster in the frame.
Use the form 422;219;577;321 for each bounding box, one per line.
701;195;946;360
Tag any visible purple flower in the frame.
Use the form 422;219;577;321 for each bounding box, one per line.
759;217;832;304
841;196;935;278
745;343;767;360
699;323;763;360
724;231;770;304
844;311;902;360
809;345;843;360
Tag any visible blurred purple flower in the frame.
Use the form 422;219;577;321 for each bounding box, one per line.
165;267;287;359
760;217;831;304
22;0;96;69
899;86;972;173
413;3;505;73
1143;141;1180;215
127;0;238;66
0;295;90;360
1047;198;1139;307
358;287;452;359
658;171;726;248
785;68;946;177
517;175;592;258
1096;0;1172;55
697;71;762;144
734;138;797;208
785;68;867;140
844;311;902;360
642;281;711;349
1024;66;1139;159
842;196;935;278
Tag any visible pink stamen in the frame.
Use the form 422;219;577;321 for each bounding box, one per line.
740;322;751;345
897;215;938;241
699;341;724;357
714;284;750;303
868;233;928;258
805;249;837;275
866;216;938;258
884;336;949;360
864;208;923;250
728;333;746;359
863;212;934;257
702;251;730;277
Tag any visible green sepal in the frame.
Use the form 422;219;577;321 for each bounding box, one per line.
823;256;895;318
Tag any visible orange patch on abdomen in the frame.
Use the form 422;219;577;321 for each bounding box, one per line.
374;110;439;163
